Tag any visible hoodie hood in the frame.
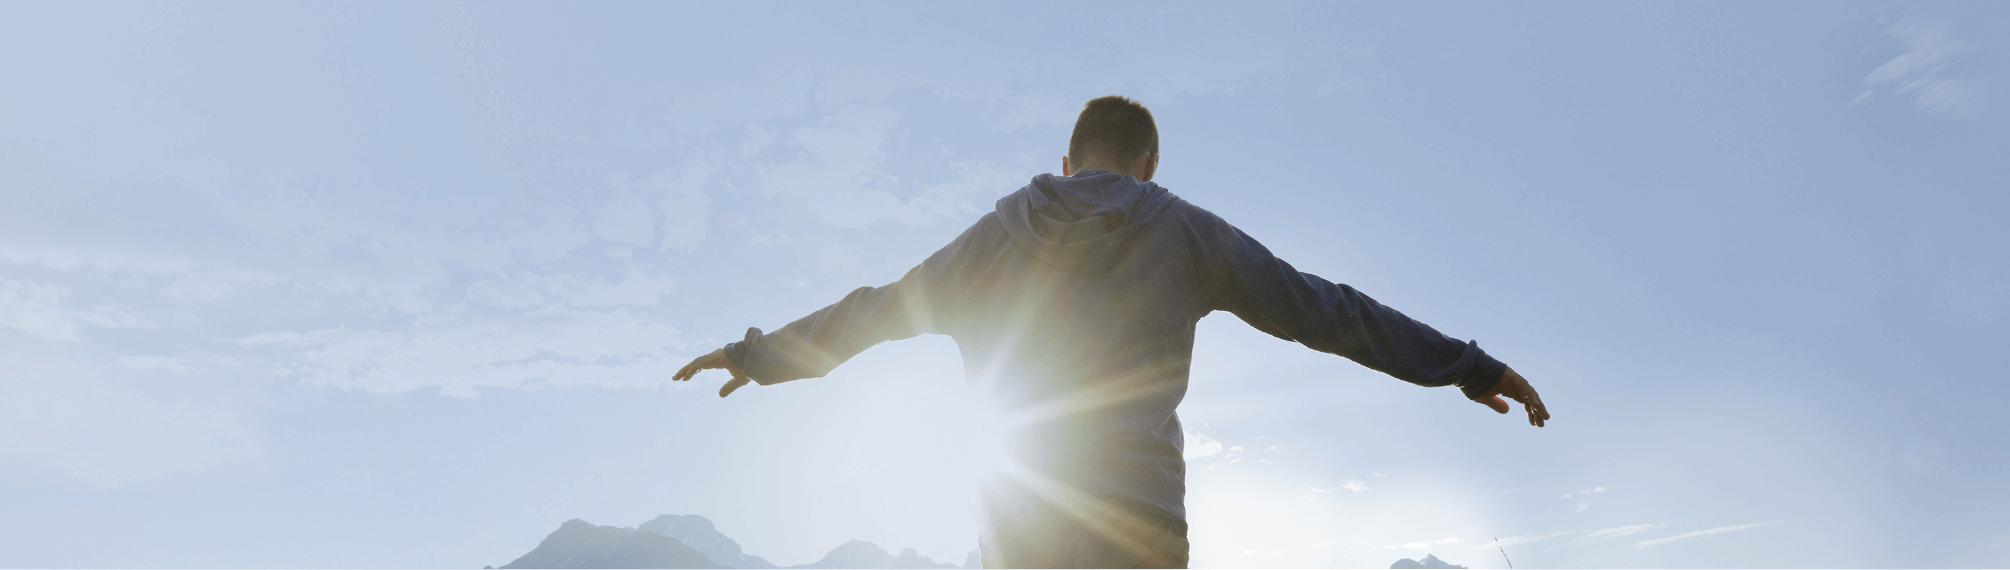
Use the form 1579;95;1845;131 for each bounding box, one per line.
995;170;1180;273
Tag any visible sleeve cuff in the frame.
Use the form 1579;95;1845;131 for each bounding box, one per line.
722;327;761;377
1456;345;1509;401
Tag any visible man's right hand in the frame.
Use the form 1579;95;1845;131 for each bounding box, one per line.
1479;366;1549;427
673;348;753;398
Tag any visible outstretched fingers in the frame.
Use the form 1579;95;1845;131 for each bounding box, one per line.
1505;380;1549;428
1520;388;1550;427
673;352;709;382
673;349;728;382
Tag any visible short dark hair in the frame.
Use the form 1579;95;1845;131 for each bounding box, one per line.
1067;95;1158;169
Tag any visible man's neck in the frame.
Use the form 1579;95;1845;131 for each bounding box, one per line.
1073;164;1140;179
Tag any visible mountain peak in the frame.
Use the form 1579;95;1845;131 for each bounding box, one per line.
500;519;724;569
639;514;775;569
1391;553;1468;569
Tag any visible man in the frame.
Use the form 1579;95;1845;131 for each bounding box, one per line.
674;96;1549;569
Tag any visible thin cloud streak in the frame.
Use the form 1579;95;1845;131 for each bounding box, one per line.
1857;17;1975;118
1480;531;1572;550
1583;523;1666;539
1634;521;1784;549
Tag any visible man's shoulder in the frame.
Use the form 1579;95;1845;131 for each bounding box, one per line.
938;210;1013;253
963;209;1008;235
1143;191;1228;235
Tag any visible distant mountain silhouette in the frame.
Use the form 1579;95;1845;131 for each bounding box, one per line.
638;515;776;569
496;516;974;569
786;540;959;569
1391;553;1467;569
501;519;725;569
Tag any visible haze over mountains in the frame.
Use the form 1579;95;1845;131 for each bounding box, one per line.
494;515;970;569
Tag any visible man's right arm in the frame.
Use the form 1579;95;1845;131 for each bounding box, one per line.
701;216;993;388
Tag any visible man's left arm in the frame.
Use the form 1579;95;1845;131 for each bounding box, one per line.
1189;208;1549;425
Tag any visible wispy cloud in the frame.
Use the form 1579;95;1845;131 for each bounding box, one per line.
751;103;1024;232
531;266;677;308
1402;537;1459;550
1559;485;1607;499
1471;523;1675;552
620;154;715;253
1634;520;1784;549
0;278;151;342
1309;536;1393;550
1183;431;1224;460
239;307;697;397
757;103;925;229
0;278;83;341
1855;17;1975;118
1482;531;1572;550
116;356;191;373
1584;523;1667;539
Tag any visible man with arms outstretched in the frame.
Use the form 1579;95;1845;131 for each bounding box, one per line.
674;96;1550;569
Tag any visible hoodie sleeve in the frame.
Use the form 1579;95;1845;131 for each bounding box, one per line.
1189;209;1506;400
719;218;986;385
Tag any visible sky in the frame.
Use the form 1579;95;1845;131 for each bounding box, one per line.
1;1;2005;568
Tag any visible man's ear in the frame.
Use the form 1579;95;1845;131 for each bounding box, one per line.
1061;155;1072;176
1140;153;1158;182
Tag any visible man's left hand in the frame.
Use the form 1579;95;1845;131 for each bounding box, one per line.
1478;366;1549;427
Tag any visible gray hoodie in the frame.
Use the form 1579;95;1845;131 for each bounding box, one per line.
725;170;1505;526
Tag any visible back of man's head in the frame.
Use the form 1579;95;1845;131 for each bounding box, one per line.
1068;96;1158;174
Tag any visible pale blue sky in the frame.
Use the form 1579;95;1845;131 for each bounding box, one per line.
2;1;2005;568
